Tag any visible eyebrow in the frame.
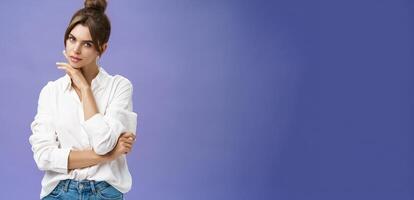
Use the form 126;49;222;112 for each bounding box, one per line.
69;34;93;43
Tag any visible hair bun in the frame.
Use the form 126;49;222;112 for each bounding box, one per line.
84;0;107;12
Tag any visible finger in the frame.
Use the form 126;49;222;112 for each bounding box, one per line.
121;139;133;145
123;135;134;140
128;134;136;141
122;141;132;148
121;138;134;146
56;64;67;70
56;62;70;67
56;64;71;72
56;62;75;72
120;133;135;144
57;66;66;71
123;139;133;145
121;137;132;143
119;137;128;143
124;143;132;149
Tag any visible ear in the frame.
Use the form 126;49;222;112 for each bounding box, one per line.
100;43;108;55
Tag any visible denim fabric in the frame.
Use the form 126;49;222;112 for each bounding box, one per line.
42;179;123;200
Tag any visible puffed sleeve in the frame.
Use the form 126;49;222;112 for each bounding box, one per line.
81;77;138;155
29;82;71;174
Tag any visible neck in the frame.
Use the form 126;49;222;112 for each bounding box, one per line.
81;63;100;86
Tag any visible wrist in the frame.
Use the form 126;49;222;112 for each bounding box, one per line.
92;150;112;163
80;85;91;92
103;151;115;162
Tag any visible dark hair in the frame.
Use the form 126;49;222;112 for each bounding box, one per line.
64;0;111;55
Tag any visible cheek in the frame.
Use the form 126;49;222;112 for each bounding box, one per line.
65;44;71;52
82;52;98;63
65;43;78;54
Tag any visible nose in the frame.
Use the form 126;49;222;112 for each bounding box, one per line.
73;43;81;54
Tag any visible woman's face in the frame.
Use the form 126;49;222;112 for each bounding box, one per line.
65;24;99;69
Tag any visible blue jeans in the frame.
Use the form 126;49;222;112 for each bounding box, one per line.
42;179;124;200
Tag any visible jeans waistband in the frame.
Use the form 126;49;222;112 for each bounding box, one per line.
57;179;111;193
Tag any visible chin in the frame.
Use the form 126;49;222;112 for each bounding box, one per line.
70;62;83;68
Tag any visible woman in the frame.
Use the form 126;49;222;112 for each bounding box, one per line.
29;0;137;199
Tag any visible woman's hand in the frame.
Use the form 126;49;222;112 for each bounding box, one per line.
56;51;89;90
108;132;136;160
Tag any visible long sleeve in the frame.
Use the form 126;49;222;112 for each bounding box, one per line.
81;78;138;155
29;82;71;174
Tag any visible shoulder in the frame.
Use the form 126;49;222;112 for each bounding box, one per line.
38;75;68;97
101;67;133;90
112;74;133;91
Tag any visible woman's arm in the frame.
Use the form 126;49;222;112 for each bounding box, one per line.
30;82;71;174
57;63;137;155
56;62;99;121
68;149;109;170
68;132;135;170
81;86;99;121
80;79;137;155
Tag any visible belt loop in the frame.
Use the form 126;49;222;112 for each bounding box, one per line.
64;179;71;192
90;180;97;194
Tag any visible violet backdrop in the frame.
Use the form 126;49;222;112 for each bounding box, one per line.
0;0;413;199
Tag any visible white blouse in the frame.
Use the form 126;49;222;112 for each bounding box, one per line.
29;67;137;199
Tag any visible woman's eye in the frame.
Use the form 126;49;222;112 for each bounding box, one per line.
84;43;92;48
68;37;75;42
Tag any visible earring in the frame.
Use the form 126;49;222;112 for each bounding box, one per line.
96;55;100;66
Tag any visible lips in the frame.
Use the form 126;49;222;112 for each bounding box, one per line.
69;56;82;63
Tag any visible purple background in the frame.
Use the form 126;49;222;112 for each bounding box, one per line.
0;0;413;199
